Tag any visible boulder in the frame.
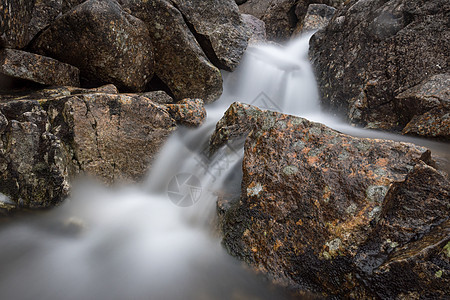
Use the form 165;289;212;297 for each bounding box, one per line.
241;14;267;45
0;48;80;87
0;100;72;210
0;0;35;48
294;4;336;34
402;106;450;140
214;102;448;297
27;0;63;44
0;86;207;212
30;0;154;92
119;0;222;103
310;0;450;136
170;0;250;71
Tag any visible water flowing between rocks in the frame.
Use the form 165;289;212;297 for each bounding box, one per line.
0;33;448;300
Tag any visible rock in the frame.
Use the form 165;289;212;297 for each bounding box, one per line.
44;93;177;184
139;91;173;105
236;0;248;4
30;0;154;92
402;106;450;140
310;0;450;136
0;0;35;48
294;4;336;34
215;102;448;297
27;0;63;44
259;0;298;41
165;98;206;127
242;14;267;45
0;86;206;212
0;100;72;211
170;0;250;71
0;48;80;87
119;0;222;103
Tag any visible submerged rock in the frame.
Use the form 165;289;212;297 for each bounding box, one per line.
310;0;450;137
0;48;80;87
0;86;206;212
30;0;154;92
214;102;449;298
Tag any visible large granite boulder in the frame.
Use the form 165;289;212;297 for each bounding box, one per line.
30;0;154;92
119;0;222;103
0;48;80;87
310;0;450;137
214;102;449;298
0;0;35;49
170;0;250;71
0;86;207;213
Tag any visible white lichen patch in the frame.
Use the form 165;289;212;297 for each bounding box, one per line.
283;165;298;176
325;238;342;257
247;182;263;197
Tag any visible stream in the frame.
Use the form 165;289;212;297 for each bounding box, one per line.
0;33;448;300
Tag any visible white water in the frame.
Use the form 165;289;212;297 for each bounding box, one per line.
0;33;448;300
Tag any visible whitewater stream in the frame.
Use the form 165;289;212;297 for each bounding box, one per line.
0;33;448;300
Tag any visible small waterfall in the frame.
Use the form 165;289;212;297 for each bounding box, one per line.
0;32;448;300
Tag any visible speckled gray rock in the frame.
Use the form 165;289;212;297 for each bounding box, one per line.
170;0;250;71
310;0;450;134
30;0;154;92
294;4;336;34
242;14;266;45
119;0;222;103
0;48;80;87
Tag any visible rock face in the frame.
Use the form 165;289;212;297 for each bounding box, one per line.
294;4;336;34
30;0;154;92
214;102;449;298
0;48;80;87
170;0;250;71
0;86;207;212
310;0;450;137
241;14;267;45
0;0;35;48
119;0;223;103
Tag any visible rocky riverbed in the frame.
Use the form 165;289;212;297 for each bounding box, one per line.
1;0;449;299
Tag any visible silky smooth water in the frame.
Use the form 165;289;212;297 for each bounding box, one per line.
0;33;448;300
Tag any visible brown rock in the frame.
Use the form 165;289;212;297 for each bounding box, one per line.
0;0;35;48
45;93;177;184
164;98;206;127
294;4;336;34
119;0;222;103
27;0;63;44
402;106;450;140
30;0;154;92
0;48;80;87
215;102;448;297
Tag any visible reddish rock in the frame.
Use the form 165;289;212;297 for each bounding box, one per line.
214;102;448;298
0;48;80;87
164;99;206;127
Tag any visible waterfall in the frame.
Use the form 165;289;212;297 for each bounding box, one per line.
0;33;448;300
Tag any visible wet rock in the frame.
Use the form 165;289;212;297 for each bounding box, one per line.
164;99;206;127
170;0;249;71
119;0;222;103
45;93;177;184
0;100;72;211
0;0;35;48
215;102;448;297
30;0;154;92
0;48;80;87
294;4;336;34
310;0;450;136
402;106;450;140
242;14;267;45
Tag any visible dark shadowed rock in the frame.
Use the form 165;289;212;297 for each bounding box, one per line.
170;0;250;71
236;0;247;4
27;0;63;44
30;0;154;92
214;102;448;297
0;0;35;48
310;0;450;136
119;0;222;103
242;14;267;45
0;48;80;87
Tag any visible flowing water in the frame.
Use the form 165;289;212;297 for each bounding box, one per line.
0;33;448;300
